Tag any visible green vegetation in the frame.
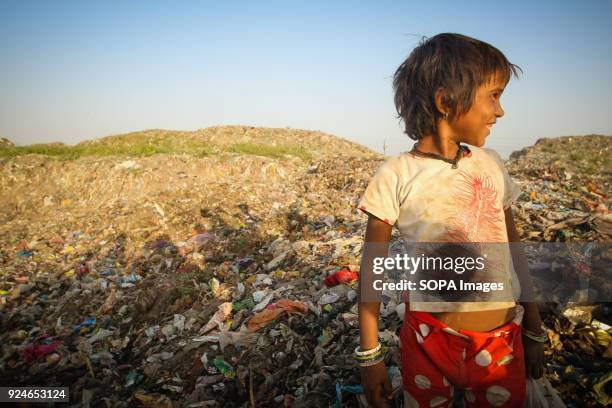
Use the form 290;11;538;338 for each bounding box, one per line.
0;144;79;159
569;152;586;161
0;131;313;161
228;142;312;160
0;134;213;159
548;136;610;175
0;143;215;159
539;143;555;153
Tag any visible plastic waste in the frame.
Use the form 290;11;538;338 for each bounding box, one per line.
247;299;308;332
22;341;61;362
118;273;141;284
525;377;567;408
318;292;340;305
173;314;185;332
232;297;255;311
592;372;612;406
252;293;274;312
125;371;141;387
317;327;333;347
87;328;114;343
217;329;259;352
200;302;233;334
324;268;358;287
212;358;235;379
134;391;173;408
73;317;96;332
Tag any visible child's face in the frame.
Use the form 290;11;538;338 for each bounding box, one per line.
450;75;506;147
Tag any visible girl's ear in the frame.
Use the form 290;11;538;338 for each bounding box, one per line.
434;88;450;119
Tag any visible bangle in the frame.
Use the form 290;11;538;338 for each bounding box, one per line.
355;347;387;366
355;343;381;356
355;349;383;361
358;355;385;367
523;333;547;343
522;331;547;343
522;326;546;338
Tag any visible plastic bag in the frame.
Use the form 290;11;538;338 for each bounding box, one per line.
525;377;566;408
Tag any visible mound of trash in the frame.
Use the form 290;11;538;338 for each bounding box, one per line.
0;130;610;407
77;126;376;158
507;135;611;242
0;137;15;149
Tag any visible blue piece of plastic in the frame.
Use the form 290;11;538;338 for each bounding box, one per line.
100;268;113;276
73;317;96;331
335;367;398;407
119;273;140;283
335;382;364;407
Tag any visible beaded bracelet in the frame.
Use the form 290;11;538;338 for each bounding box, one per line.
354;343;381;357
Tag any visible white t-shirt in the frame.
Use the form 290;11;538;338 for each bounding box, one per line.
359;145;522;312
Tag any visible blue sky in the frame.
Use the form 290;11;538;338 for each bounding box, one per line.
1;0;611;158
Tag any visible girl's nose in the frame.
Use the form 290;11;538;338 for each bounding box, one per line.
496;102;505;118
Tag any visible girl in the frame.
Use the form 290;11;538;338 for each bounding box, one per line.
357;33;545;407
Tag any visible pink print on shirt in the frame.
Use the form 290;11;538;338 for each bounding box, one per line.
442;171;504;243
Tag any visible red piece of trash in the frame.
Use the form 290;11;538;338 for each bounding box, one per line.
22;341;61;363
324;268;358;287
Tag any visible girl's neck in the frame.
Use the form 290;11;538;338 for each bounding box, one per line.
415;135;460;160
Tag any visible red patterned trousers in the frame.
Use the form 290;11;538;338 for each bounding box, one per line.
400;305;526;407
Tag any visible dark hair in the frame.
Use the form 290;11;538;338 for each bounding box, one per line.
393;33;521;140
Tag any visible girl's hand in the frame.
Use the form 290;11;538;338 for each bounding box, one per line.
523;337;544;378
361;361;393;407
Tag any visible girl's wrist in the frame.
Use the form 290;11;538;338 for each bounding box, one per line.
360;341;379;350
522;320;544;333
521;324;547;343
520;303;542;331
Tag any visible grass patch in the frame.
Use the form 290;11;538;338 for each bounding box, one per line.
0;144;81;159
0;131;214;159
0;131;312;161
539;144;554;153
569;152;586;161
227;143;312;160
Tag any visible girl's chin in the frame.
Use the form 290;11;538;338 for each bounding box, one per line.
471;138;486;147
459;135;486;147
478;133;489;146
464;137;485;146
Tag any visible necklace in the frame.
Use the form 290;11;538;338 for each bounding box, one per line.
411;143;465;169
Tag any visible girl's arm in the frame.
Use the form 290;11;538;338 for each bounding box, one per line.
358;215;393;406
359;215;393;348
504;207;542;329
505;207;544;379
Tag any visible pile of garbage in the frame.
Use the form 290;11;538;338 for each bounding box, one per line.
506;135;612;407
507;135;611;242
0;128;610;407
0;137;14;149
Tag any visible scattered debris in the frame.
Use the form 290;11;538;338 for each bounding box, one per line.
0;131;609;406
